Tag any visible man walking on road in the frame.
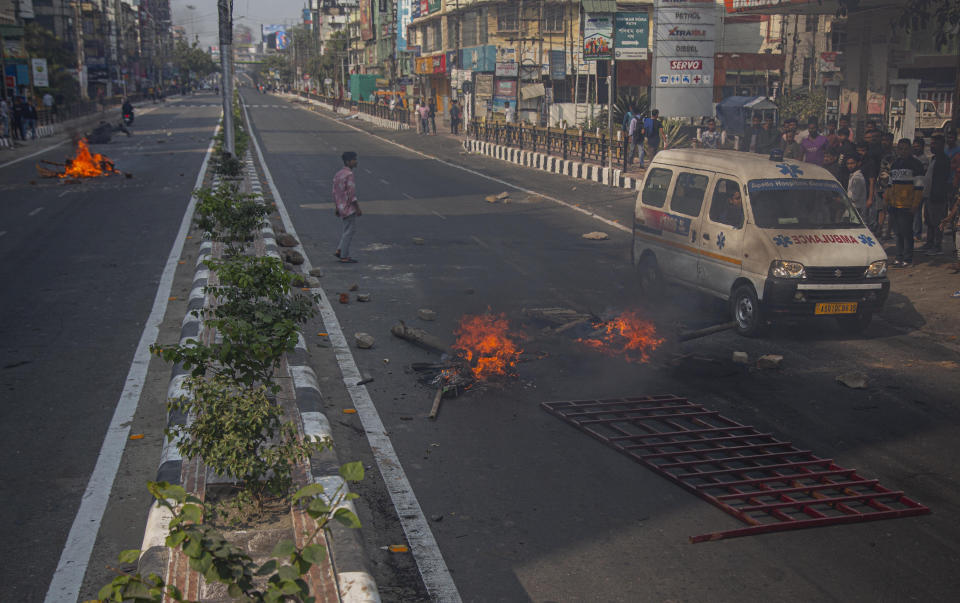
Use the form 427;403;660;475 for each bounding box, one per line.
333;151;362;264
921;134;953;256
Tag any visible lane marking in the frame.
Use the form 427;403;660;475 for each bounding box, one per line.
242;97;462;603
58;191;69;197
299;99;631;235
379;178;390;185
402;192;414;200
43;118;222;603
28;207;45;216
431;210;446;220
0;231;6;237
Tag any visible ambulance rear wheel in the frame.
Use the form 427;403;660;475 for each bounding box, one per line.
731;284;764;337
637;254;664;298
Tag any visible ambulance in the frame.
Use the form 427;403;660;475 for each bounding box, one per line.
633;149;890;336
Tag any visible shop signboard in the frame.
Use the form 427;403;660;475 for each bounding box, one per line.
495;61;518;77
475;73;494;99
583;13;613;61
494;78;517;102
397;0;411;51
549;50;566;80
614;12;649;60
31;58;49;87
653;0;716;117
428;0;441;13
461;45;497;72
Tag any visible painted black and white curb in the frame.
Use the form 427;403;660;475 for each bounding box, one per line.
0;124;60;148
461;138;645;191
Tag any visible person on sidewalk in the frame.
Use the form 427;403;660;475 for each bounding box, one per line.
739;113;761;152
417;101;430;135
428;99;437;135
800;120;828;165
885;138;926;268
449;100;462;135
504;101;516;125
912;137;931;242
628;108;645;168
921;134;953;256
333;151;362;264
940;191;960;272
23;99;37;140
697;118;721;149
643;109;664;160
0;99;10;147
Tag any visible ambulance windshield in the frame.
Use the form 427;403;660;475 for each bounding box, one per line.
748;179;864;229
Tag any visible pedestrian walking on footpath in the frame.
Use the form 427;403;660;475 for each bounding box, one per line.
628;107;645;168
428;99;437;135
921;134;953;256
449;100;462;135
333;151;362;264
886;138;926;268
504;101;516;125
417;101;430;135
0;99;11;147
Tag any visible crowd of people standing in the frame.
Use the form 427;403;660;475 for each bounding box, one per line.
0;96;41;148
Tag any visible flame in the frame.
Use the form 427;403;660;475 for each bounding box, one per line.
453;313;523;380
577;311;664;363
60;139;118;178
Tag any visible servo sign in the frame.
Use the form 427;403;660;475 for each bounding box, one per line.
670;59;702;70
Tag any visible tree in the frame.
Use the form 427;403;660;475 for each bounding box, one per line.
897;0;960;49
172;39;218;82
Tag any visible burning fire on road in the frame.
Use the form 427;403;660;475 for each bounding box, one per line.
453;312;524;380
36;138;120;180
577;310;664;363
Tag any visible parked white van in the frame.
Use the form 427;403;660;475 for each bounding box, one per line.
633;149;890;336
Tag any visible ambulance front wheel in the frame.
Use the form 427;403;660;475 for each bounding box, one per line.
731;284;765;337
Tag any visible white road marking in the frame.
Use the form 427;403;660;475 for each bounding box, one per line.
0;139;68;170
43;119;222;603
28;207;44;216
0;231;7;237
431;211;446;220
58;191;69;197
242;99;462;603
363;168;373;174
402;192;414;199
309;104;630;234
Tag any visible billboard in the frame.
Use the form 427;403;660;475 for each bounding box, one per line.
614;12;649;60
584;14;613;61
397;0;411;51
262;25;288;50
360;0;373;40
31;58;49;88
653;0;716;117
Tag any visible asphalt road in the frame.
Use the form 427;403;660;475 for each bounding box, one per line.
244;90;960;602
0;95;221;601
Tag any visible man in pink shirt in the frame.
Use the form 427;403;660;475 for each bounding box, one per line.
333;151;361;263
800;119;828;165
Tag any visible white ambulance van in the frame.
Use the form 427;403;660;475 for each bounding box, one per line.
633;149;890;336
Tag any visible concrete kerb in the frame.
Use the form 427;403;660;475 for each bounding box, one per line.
461;137;645;192
137;152;380;601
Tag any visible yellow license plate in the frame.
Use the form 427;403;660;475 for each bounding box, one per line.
815;302;858;315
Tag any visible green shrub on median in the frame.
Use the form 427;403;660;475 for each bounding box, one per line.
194;184;271;255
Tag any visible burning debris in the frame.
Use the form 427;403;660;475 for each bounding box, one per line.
576;310;664;363
452;313;523;380
36;139;120;179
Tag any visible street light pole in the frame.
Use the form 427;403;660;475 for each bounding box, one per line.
218;0;235;156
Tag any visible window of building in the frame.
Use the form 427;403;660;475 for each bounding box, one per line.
805;14;818;32
462;11;477;47
447;16;459;49
801;56;813;88
545;3;564;33
498;4;519;32
433;21;443;51
479;7;488;43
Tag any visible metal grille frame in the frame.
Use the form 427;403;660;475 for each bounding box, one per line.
541;395;930;542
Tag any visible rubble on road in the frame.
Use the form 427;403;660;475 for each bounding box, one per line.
582;231;609;240
281;249;305;265
356;293;371;302
412;237;425;245
309;267;324;277
732;351;749;365
418;308;437;321
836;372;868;389
757;354;783;370
355;333;375;349
277;233;299;247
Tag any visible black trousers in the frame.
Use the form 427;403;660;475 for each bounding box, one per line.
891;207;915;261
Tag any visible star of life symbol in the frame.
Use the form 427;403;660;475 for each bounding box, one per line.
716;231;726;250
773;234;793;247
858;234;876;247
776;163;803;178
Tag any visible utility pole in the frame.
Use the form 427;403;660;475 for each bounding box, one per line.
218;0;235;156
73;0;89;99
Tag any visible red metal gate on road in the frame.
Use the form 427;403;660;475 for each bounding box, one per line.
541;395;930;542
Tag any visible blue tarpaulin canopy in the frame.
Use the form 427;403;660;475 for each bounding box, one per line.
716;96;779;136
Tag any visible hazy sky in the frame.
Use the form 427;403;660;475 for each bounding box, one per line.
171;0;310;49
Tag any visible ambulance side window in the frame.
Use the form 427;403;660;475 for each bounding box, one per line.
670;172;709;217
642;168;673;208
709;179;745;229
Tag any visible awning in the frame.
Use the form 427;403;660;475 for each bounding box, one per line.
582;0;616;13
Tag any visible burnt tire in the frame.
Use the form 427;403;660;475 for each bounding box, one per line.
731;284;764;337
836;311;873;335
